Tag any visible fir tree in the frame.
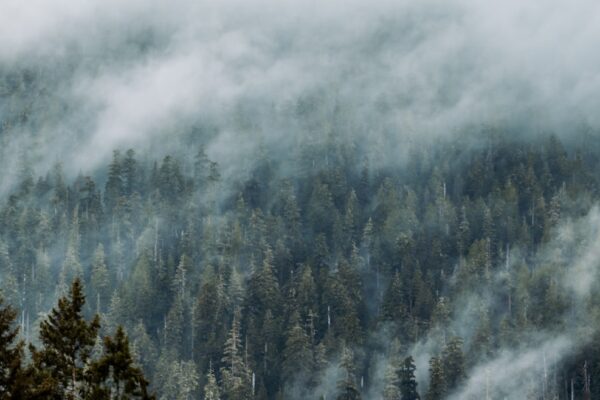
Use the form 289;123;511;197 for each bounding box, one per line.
0;296;31;399
442;337;466;393
399;356;420;400
336;345;361;400
425;356;446;400
87;326;154;399
382;356;401;400
282;311;313;385
221;310;252;400
90;243;110;312
204;364;221;400
30;278;101;399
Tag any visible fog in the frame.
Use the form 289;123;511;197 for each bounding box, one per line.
2;0;600;195
2;1;600;398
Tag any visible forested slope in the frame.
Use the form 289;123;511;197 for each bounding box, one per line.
2;132;600;399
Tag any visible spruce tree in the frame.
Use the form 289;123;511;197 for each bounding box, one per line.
30;278;101;399
336;345;361;400
381;270;406;323
105;150;124;215
203;364;221;400
399;356;420;400
442;337;466;393
425;356;446;400
90;243;110;312
220;310;251;400
87;326;154;399
382;356;401;400
0;296;32;399
282;311;313;385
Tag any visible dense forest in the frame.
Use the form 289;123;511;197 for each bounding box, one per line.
2;131;600;399
3;1;600;399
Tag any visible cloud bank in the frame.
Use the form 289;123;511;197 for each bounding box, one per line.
2;0;600;190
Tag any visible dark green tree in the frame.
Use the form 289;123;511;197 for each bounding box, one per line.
30;279;101;399
90;243;110;312
86;326;154;399
425;356;446;400
282;311;313;385
203;364;221;400
0;296;33;399
441;337;466;393
220;310;252;400
382;355;401;400
399;356;420;400
336;345;361;400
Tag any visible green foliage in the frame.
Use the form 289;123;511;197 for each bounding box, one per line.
0;296;31;399
87;326;154;399
30;278;101;399
441;337;466;393
1;134;600;398
12;279;156;399
425;356;446;400
399;356;420;400
336;345;361;400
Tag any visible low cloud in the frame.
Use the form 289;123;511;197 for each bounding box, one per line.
2;0;600;188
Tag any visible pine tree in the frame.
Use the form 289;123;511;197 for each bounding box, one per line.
86;326;154;399
122;149;139;197
105;150;124;215
59;212;83;297
471;302;493;362
0;296;31;399
430;297;450;344
399;356;420;400
30;278;101;399
172;254;191;300
382;356;401;400
173;360;199;400
457;206;470;256
130;321;158;374
91;243;110;312
296;264;318;319
194;146;212;188
381;270;406;322
221;310;252;400
282;311;313;385
336;345;361;400
246;246;281;318
204;365;221;400
425;356;446;400
441;337;466;393
193;272;227;369
165;296;185;355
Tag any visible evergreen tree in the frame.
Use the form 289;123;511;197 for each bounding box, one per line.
203;365;221;400
220;310;252;400
122;149;139;197
382;356;401;400
165;296;185;355
282;311;313;385
425;356;446;400
91;243;110;312
30;278;101;399
336;345;361;400
381;270;406;323
441;337;466;393
399;356;420;400
246;246;281;318
105;150;124;215
0;296;32;399
87;326;154;399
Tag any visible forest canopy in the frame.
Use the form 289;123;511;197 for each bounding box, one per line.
1;132;600;399
3;1;600;399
